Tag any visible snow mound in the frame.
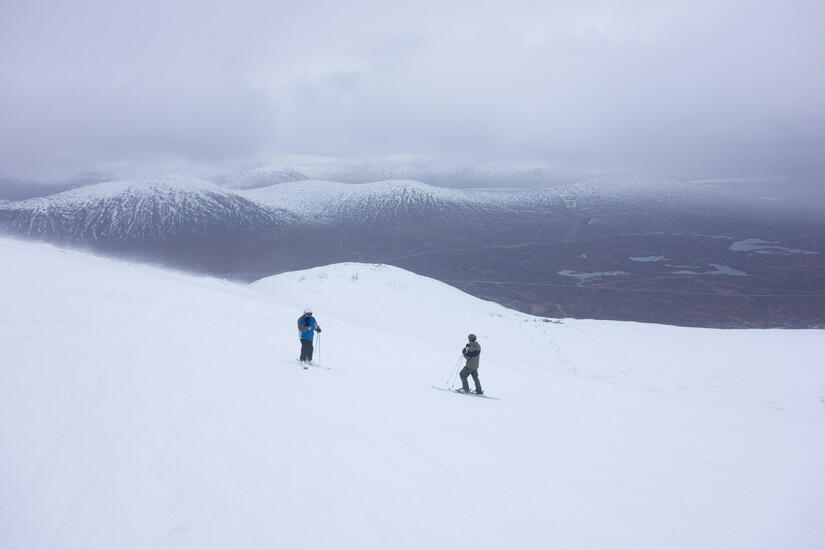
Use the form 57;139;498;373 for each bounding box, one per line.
252;262;514;343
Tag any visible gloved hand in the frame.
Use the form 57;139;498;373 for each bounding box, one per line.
315;327;322;333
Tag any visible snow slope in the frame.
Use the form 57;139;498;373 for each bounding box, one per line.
240;179;483;222
239;176;697;223
239;175;700;221
1;237;824;549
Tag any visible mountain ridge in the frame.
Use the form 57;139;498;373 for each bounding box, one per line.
0;173;298;240
0;172;703;237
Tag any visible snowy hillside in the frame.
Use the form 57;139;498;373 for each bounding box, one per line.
559;175;693;205
218;157;698;208
240;175;698;222
0;173;296;240
240;179;487;222
217;155;586;189
217;166;309;189
1;237;824;549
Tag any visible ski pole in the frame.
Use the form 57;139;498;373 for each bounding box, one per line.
317;332;321;365
446;353;463;387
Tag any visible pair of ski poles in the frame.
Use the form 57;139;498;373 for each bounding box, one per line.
445;352;464;387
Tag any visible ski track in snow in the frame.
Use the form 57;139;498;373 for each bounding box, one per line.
1;237;824;550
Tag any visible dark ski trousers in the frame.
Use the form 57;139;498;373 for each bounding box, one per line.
460;366;482;393
300;339;314;362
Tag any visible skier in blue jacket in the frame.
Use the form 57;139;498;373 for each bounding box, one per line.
297;308;321;365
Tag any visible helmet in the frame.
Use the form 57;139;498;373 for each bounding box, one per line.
468;333;477;342
303;307;312;314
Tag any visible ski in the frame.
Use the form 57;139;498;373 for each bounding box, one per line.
431;385;499;400
296;359;330;370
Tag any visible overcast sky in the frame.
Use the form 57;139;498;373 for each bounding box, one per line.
1;0;823;180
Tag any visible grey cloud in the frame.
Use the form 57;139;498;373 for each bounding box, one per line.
1;0;824;180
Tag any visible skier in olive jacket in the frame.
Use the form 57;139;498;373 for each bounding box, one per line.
459;333;482;395
297;308;321;364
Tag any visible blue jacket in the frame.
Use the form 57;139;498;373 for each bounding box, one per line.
297;315;318;341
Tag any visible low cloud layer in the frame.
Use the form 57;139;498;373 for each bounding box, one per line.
1;0;823;180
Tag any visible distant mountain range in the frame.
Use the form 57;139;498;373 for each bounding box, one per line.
1;169;823;328
0;172;699;238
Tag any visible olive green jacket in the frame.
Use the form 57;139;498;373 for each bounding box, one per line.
462;341;481;370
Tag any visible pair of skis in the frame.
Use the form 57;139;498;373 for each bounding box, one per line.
297;360;330;370
431;385;499;400
293;361;496;398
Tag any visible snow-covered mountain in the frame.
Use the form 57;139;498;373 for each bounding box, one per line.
239;175;700;221
217;155;583;189
556;175;694;206
0;169;704;242
2;236;823;549
466;175;697;212
217;166;309;189
0;173;297;240
240;179;491;223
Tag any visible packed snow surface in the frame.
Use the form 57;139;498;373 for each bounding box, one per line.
1;237;824;549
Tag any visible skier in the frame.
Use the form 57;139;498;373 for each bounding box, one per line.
458;333;482;395
297;308;321;365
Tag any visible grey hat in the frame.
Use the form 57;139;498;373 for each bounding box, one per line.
468;333;477;342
